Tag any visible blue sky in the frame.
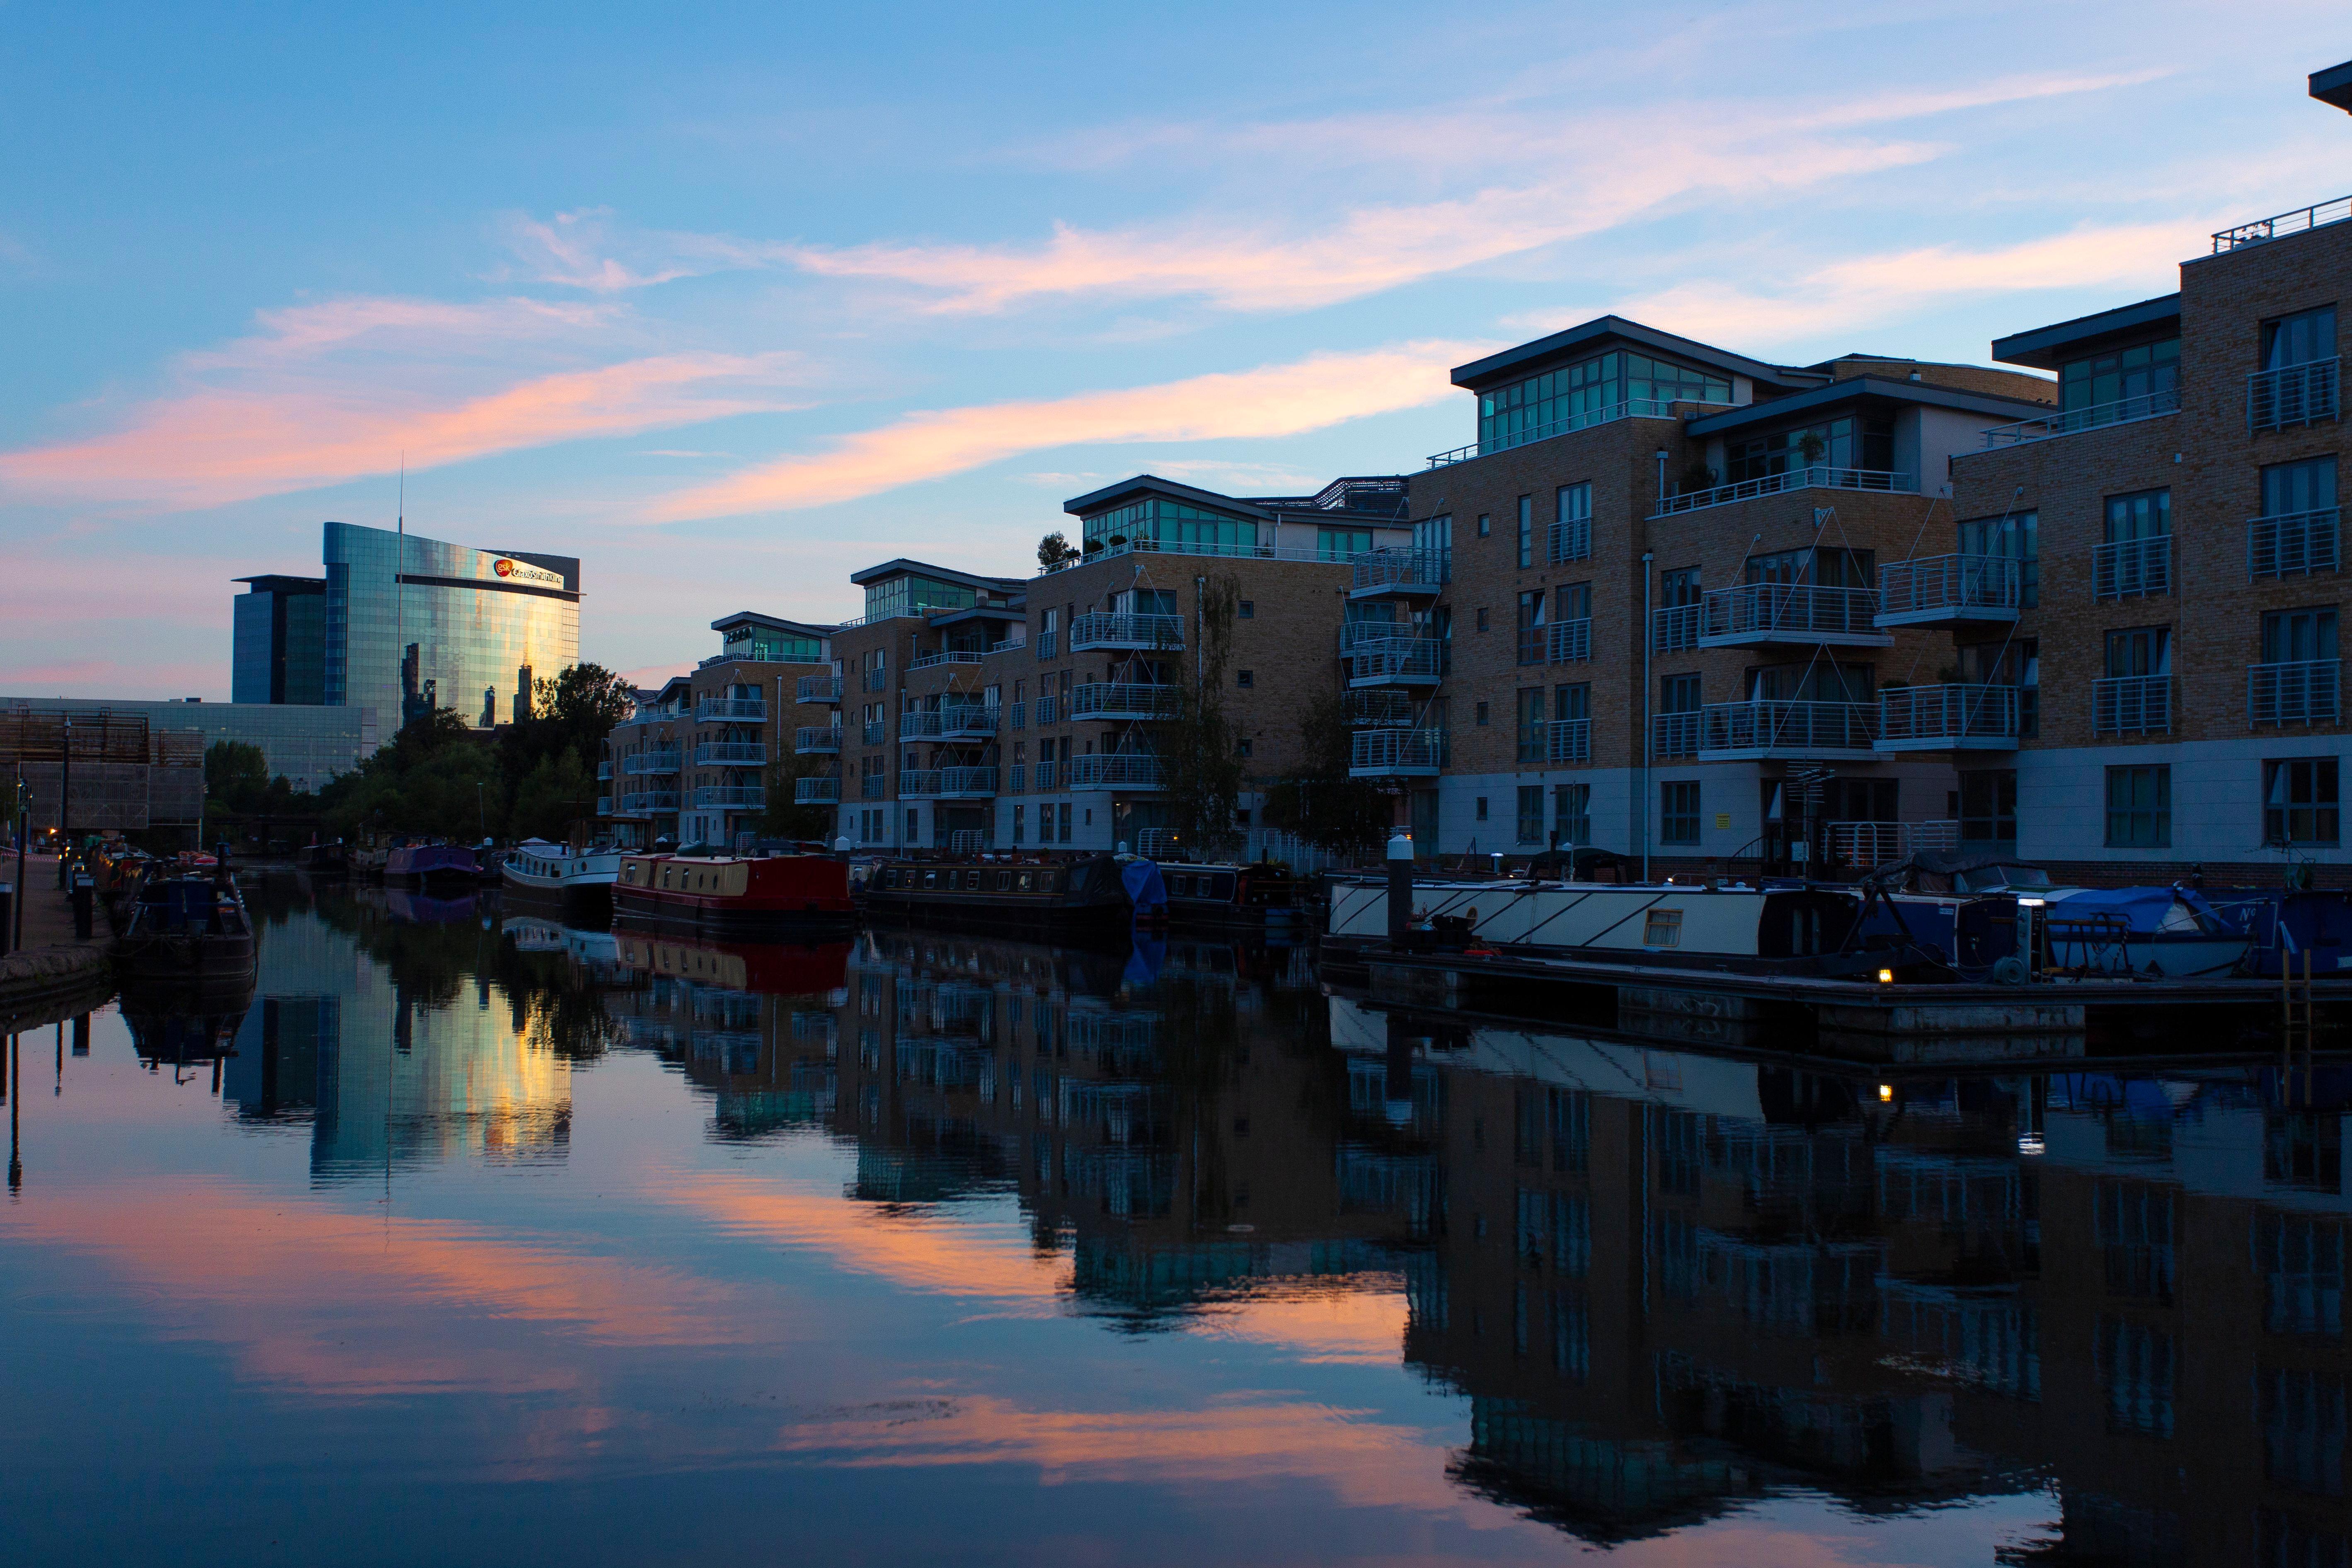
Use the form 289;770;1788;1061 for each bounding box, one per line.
3;1;2348;695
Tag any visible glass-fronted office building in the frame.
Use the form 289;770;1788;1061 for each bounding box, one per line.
323;522;579;729
231;575;327;705
0;698;378;795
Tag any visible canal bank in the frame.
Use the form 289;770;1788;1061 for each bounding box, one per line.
0;855;114;1027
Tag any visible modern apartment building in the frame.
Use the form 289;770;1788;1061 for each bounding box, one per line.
603;674;690;847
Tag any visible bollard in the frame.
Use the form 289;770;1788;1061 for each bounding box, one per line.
1386;831;1414;948
70;874;94;941
0;882;11;958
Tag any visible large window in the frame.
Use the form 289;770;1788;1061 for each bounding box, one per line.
1516;495;1533;569
2105;626;2170;679
1744;545;1872;588
2105;764;2172;848
864;573;978;622
2105;489;2171;543
1958;510;2039;608
1960;768;2017;846
1318;526;1371;560
1552;483;1591;562
2264;606;2339;666
1660;780;1701;844
1080;497;1259;555
1725;413;1895;482
1516;590;1545;666
1516;688;1545;764
1660;567;1702;607
2265;306;2338;370
1958;640;2038;738
1554;782;1591;845
1478;350;1731;453
2266;758;2341;847
1516;786;1545;844
2060;337;2179;417
1660;672;1702;713
722;625;824;662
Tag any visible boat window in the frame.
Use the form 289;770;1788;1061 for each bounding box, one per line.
1210;875;1233;899
923;871;939;889
1042;872;1061;893
995;872;1011;891
1017;873;1033;892
1643;908;1684;946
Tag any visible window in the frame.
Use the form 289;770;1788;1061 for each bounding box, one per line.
2100;490;2172;599
1235;737;1253;759
2265;305;2338;370
1475;796;1489;821
1058;802;1072;841
1476;350;1730;453
2105;626;2170;678
2098;1316;2175;1437
1236;669;1253;688
906;808;920;841
1516;590;1545;665
1477;514;1490;538
2266;759;2341;846
2105;764;2171;848
1643;908;1684;945
2260;1214;2346;1337
1238;600;1254;618
2265;607;2339;665
1552;483;1591;562
1960;769;2018;846
1475;606;1488;632
1474;701;1489;726
1550;683;1590;763
1726;413;1895;482
1516;688;1544;763
2106;489;2171;543
1516;495;1533;569
1555;782;1591;844
1318;526;1372;560
1012;804;1024;842
2261;1368;2346;1496
2257;458;2342;578
1516;786;1544;843
1661;673;1701;711
2061;337;2179;418
1660;566;1702;606
1661;780;1700;844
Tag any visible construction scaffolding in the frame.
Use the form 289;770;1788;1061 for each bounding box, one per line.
0;708;206;831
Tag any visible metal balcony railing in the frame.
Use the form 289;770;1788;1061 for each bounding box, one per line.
796;675;843;703
697;742;768;766
794;727;842;754
1651;603;1702;652
1424;397;1729;468
2249;508;2342;578
1699;700;1879;755
2093;536;2171;600
696;697;767;721
1347;727;1446;776
1544;718;1591;763
1035;694;1058;725
1344;636;1444;685
2250;357;2341;432
860;775;885;800
620;790;679;813
1826;820;1959;865
901;767;999;798
623;751;681;776
1875;554;2020;622
1701;583;1882;643
1008;765;1025;792
1547;618;1592;662
1071;613;1185;651
790;778;838;805
2250;660;2342;726
1032;760;1057;790
2214;194;2352;251
1067;754;1165;790
910;649;987;669
1349;547;1450;593
1876;685;2020;748
1976;388;2180;448
990;637;1025;654
2093;675;2171;735
1549;517;1591;564
1653;712;1700;757
1035;632;1057;659
1073;682;1180;720
595;761;613;780
861;720;885;746
1345;689;1416;727
1654;466;1910;516
698;786;768;809
899;707;997;739
862;668;889;693
596;796;612;816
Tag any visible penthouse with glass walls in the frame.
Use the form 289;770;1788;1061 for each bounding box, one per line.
1936;65;2352;880
1395;317;2053;871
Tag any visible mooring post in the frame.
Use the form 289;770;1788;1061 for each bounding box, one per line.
1386;831;1413;949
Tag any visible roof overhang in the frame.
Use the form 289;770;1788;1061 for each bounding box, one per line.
2313;60;2352;113
1062;474;1272;521
710;611;836;638
1449;316;1821;395
1682;376;2052;437
928;603;1026;628
1991;294;2181;370
233;574;326;594
847;558;1024;594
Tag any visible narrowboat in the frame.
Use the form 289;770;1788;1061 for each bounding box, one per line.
1153;861;1303;927
302;841;352;880
501;839;625;918
384;842;480;887
859;853;1133;931
115;871;259;984
1869;853;2254;979
612;850;854;936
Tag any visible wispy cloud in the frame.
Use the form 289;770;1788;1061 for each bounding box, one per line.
0;294;811;509
652;340;1481;520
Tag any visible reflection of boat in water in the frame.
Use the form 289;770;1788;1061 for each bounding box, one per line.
115;872;259;984
384;887;478;924
611;920;850;994
504;915;621;969
119;988;254;1080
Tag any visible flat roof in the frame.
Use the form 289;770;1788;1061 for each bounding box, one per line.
1449;315;1822;394
1062;474;1270;520
1682;375;2052;437
1990;294;2180;370
234;574;326;594
2313;60;2352;112
848;557;1025;593
928;602;1026;628
711;611;836;637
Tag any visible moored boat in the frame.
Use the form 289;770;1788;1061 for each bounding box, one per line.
1869;853;2253;979
612;849;854;936
1153;861;1303;927
501;839;625;900
860;853;1132;931
384;842;480;887
115;870;259;984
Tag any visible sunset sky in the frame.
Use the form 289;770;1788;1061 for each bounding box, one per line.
5;2;2348;696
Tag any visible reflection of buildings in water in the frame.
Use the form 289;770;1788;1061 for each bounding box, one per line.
1325;998;2352;1560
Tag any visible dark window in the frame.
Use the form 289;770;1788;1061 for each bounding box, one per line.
1516;495;1533;569
1957;510;2038;608
1516;688;1544;763
2266;456;2340;517
1475;796;1489;822
1554;782;1591;844
2265;306;2338;370
1516;590;1545;665
1235;737;1253;759
2104;489;2171;542
2264;607;2339;665
2105;764;2171;848
1516;786;1544;843
1960;769;2018;846
1238;600;1254;619
1477;514;1490;538
1474;701;1490;726
1553;483;1592;562
2105;626;2170;678
1660;672;1702;713
1726;413;1894;481
1661;780;1701;844
2061;337;2179;415
2266;758;2341;846
1236;669;1253;688
1660;567;1702;607
1475;606;1489;632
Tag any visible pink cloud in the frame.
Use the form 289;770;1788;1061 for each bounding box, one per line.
652;340;1482;519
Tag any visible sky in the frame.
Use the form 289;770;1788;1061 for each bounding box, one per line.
2;0;2349;697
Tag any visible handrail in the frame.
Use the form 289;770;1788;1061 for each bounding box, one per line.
790;778;839;805
1543;717;1591;763
1071;612;1186;650
1877;684;2019;744
1702;582;1880;640
1546;618;1592;663
1877;553;2019;616
2093;674;2171;735
696;697;767;721
2093;536;2171;601
622;751;681;775
909;649;987;669
696;742;768;766
1067;754;1166;788
1654;467;1910;516
1071;681;1180;720
795;675;843;703
1976;388;2179;448
1347;727;1446;772
1344;635;1444;683
2248;507;2342;579
1425;397;1734;468
1698;700;1878;753
1650;603;1701;652
1349;546;1451;590
1042;538;1344;574
698;785;769;809
2250;357;2341;433
2249;659;2342;726
793;727;842;752
2214;194;2352;252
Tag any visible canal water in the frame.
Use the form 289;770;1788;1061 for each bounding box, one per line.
0;880;2341;1565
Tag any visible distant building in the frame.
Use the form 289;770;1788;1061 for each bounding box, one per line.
0;697;377;797
230;574;327;705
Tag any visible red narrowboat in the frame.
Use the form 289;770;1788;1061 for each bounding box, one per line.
613;851;854;936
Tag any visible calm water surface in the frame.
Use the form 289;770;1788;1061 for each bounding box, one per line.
0;880;2337;1565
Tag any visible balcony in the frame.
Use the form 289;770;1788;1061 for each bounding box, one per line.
1345;636;1444;688
2214;194;2352;251
1653;712;1700;758
1700;584;1888;648
620;790;680;813
697;742;768;767
2250;660;2342;726
696;697;767;722
790;777;838;806
1975;388;2179;448
860;775;885;800
1549;517;1591;564
1035;633;1057;659
2093;675;2171;736
795;726;842;755
2249;508;2342;578
623;751;681;776
1349;548;1450;599
900;706;997;739
796;675;843;704
596;760;613;780
1875;685;2020;751
900;767;999;800
1699;700;1879;761
1007;702;1025;731
1654;466;1910;516
862;668;889;693
1073;682;1180;720
596;796;611;816
1544;718;1591;763
2093;536;2171;600
910;648;987;670
1345;689;1416;727
1032;760;1057;790
990;636;1025;654
2250;357;2340;433
1035;694;1058;725
1067;754;1165;790
698;785;767;810
1547;618;1592;662
1071;612;1184;652
1875;555;2020;628
1651;603;1701;652
1348;727;1446;778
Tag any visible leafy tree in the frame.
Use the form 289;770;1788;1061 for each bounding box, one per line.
1037;531;1075;571
1154;572;1243;856
204;741;270;812
761;750;841;841
508;746;596;842
1261;689;1391;859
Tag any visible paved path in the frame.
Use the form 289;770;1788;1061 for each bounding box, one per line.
0;854;113;1021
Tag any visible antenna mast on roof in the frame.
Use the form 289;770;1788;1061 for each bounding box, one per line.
396;456;406;726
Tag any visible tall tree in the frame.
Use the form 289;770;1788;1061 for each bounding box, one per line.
1154;572;1243;856
1260;689;1390;860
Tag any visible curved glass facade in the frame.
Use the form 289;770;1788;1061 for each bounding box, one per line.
323;521;579;730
